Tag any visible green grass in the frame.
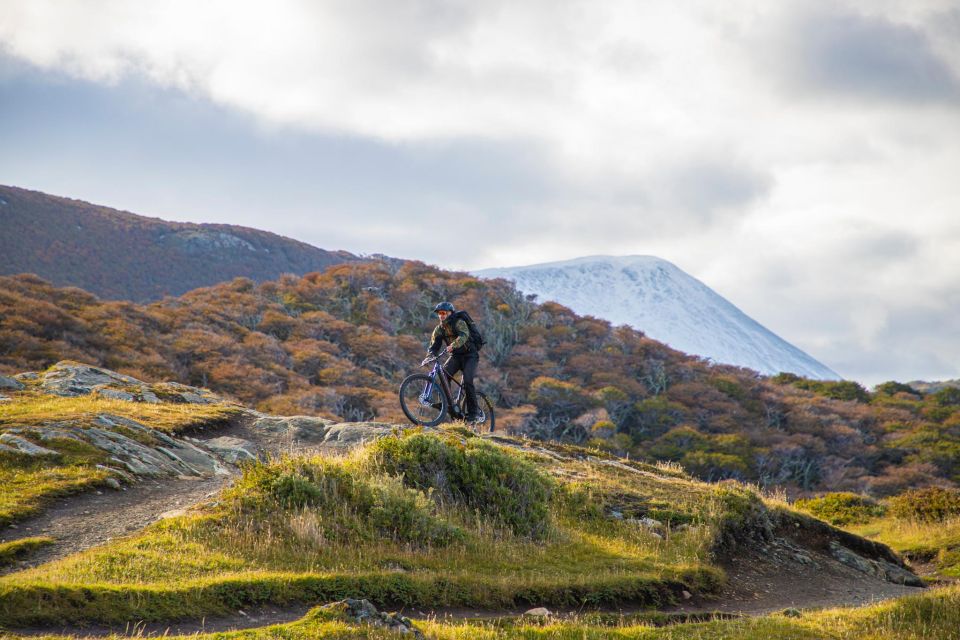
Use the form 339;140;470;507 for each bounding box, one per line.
0;390;243;526
849;516;960;579
0;430;737;626
0;537;54;568
0;390;243;434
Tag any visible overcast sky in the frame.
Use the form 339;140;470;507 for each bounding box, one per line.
1;0;959;386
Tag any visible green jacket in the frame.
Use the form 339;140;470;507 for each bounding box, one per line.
429;318;471;355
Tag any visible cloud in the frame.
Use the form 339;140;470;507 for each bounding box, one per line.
1;1;959;384
774;7;960;104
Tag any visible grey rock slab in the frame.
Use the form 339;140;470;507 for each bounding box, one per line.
251;415;335;441
39;362;143;397
203;436;259;464
319;423;396;449
0;375;24;391
0;434;59;457
95;387;137;402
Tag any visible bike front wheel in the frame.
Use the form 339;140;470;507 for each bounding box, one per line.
399;374;447;426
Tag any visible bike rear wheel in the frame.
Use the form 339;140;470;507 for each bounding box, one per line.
458;391;496;433
399;373;447;426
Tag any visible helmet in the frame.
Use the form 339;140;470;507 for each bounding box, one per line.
433;301;455;313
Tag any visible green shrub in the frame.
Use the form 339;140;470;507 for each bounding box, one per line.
229;457;463;546
931;387;960;407
369;432;553;539
794;492;886;525
874;381;920;397
889;486;960;522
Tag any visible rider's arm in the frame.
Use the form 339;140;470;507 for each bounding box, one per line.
428;324;444;355
448;319;470;351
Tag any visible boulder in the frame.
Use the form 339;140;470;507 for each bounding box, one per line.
251;415;336;441
523;607;552;617
0;375;24;391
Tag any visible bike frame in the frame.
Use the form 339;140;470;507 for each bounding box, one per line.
421;356;465;419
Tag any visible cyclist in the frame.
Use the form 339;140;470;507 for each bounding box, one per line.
427;302;479;422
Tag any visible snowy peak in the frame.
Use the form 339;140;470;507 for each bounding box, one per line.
475;255;839;380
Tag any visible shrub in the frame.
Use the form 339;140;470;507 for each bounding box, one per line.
931;387;960;407
368;433;554;539
874;381;920;397
794;492;885;525
229;457;463;546
889;486;960;522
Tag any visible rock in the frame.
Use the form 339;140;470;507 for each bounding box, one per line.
0;394;10;403
782;608;802;618
39;361;143;397
104;477;122;490
0;434;59;457
13;372;38;381
523;607;552;617
203;436;259;464
878;560;925;587
682;590;692;600
829;541;923;586
829;541;876;575
96;388;137;402
609;510;624;519
0;375;24;391
320;423;397;449
252;415;335;440
318;599;424;638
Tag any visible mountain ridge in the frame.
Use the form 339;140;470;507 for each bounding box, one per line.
476;255;839;380
0;184;357;302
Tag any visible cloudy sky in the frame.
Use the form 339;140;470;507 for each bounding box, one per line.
1;0;959;385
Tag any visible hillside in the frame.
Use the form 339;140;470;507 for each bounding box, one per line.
2;264;959;498
476;255;839;379
0;185;357;301
0;364;943;639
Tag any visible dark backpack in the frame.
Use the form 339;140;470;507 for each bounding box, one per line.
449;310;485;352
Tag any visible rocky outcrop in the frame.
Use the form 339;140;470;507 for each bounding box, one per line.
2;414;234;478
34;361;222;405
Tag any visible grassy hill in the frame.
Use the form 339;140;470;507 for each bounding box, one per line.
0;185;357;301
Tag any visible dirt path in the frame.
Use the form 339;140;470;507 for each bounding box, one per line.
0;474;232;575
4;543;929;639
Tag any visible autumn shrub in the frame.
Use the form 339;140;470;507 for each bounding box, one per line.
368;432;553;539
795;492;886;525
889;486;960;522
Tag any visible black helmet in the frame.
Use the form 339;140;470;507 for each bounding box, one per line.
433;301;455;313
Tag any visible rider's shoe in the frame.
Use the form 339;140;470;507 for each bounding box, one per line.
464;414;478;423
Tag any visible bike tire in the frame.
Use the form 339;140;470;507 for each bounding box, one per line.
399;373;447;427
476;392;496;433
458;391;496;434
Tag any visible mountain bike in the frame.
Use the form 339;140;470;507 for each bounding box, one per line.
398;354;495;432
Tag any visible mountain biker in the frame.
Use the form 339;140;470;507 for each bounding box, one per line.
427;302;479;422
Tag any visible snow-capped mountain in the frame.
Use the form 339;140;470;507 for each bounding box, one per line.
475;255;839;380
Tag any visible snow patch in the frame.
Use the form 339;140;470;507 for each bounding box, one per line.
475;255;839;380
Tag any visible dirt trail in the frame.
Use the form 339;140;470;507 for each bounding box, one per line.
3;540;928;638
0;474;232;575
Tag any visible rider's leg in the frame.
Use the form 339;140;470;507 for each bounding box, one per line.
443;355;465;415
461;353;479;420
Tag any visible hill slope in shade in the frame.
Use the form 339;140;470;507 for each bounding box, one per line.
0;185;356;301
476;255;839;380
